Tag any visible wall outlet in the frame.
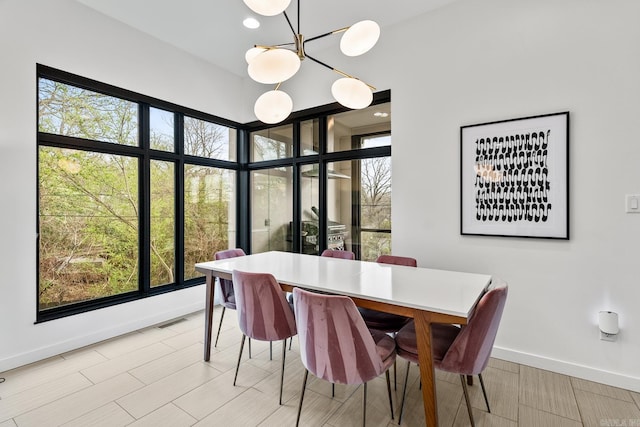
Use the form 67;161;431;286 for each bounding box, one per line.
625;194;640;213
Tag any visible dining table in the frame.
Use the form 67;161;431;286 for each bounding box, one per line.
195;250;492;426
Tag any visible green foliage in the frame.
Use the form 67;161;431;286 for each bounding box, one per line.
183;165;232;279
38;146;140;307
38;79;233;310
38;78;138;145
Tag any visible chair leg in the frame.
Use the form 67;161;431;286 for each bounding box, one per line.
214;306;226;347
279;339;287;405
392;332;398;390
233;334;246;386
478;373;491;413
332;383;335;398
398;361;411;425
289;336;292;350
248;337;252;359
385;369;394;420
270;341;273;361
295;369;309;427
362;382;367;427
394;359;397;390
459;374;476;427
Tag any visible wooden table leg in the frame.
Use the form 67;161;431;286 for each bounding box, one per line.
204;272;215;361
413;310;438;427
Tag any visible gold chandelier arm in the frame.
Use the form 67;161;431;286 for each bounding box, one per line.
274;82;282;91
304;26;349;44
254;43;295;50
306;54;376;90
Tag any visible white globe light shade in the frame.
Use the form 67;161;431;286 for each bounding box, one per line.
243;0;291;16
331;78;373;109
245;47;266;64
340;20;380;56
248;48;300;84
254;90;293;124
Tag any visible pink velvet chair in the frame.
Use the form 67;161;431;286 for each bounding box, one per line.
394;281;508;425
231;270;297;405
292;287;396;427
320;248;355;259
358;255;417;388
213;248;246;349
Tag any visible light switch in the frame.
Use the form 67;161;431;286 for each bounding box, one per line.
625;194;640;213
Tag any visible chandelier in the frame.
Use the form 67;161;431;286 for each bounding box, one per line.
243;0;380;124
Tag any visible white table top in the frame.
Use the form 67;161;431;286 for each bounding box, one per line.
195;251;492;318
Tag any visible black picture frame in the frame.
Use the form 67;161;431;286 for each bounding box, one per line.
460;112;569;239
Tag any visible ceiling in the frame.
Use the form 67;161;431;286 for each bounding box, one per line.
76;0;458;78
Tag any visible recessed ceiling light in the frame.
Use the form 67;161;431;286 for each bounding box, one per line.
373;111;389;118
243;17;260;29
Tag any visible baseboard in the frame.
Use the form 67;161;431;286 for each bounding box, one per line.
492;346;640;393
0;302;204;373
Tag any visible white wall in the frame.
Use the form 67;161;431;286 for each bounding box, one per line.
386;0;640;390
0;0;246;371
277;0;640;392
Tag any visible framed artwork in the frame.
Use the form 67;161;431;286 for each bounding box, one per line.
460;112;569;239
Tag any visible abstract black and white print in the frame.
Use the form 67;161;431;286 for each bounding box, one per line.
460;112;569;239
474;130;551;223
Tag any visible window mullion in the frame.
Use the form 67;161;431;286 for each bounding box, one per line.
140;104;151;293
175;113;185;284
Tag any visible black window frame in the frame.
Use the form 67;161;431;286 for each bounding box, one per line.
36;64;243;322
243;91;392;258
35;64;390;322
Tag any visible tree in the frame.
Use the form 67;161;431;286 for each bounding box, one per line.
38;79;233;309
359;157;392;261
183;117;233;279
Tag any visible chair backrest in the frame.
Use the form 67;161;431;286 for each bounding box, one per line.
438;281;508;375
232;269;297;341
292;287;385;385
376;254;417;267
321;249;355;260
214;248;246;304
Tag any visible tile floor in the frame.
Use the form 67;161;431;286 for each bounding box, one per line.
1;309;639;426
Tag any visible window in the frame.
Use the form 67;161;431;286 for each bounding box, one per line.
150;107;174;152
359;154;392;260
184;117;237;161
326;154;392;261
150;160;175;287
37;65;239;320
250;124;293;161
39;78;138;146
184;166;236;280
326;103;391;152
249;99;391;260
251;167;293;253
300;163;320;254
38;147;139;308
36;65;388;319
300;119;320;155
